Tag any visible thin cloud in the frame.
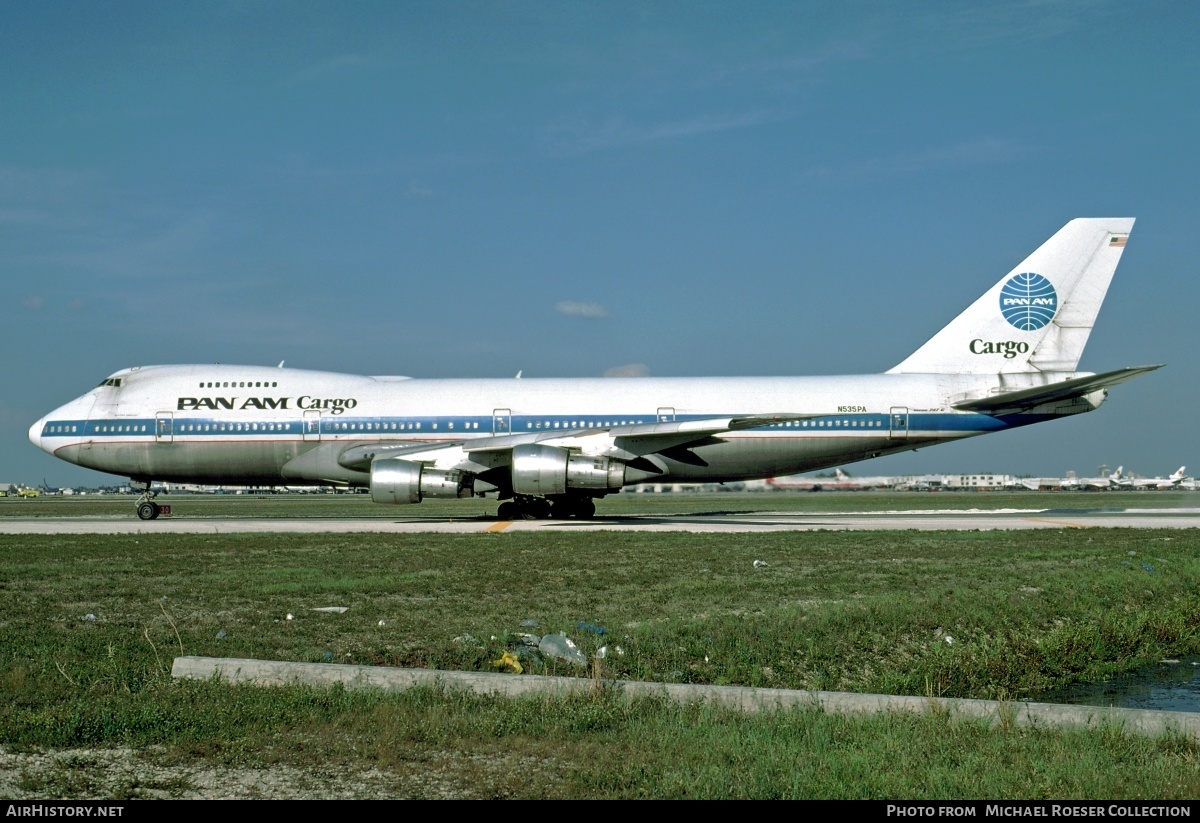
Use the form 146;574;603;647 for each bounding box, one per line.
288;52;387;86
546;109;782;156
555;300;608;318
604;363;650;378
21;295;45;310
803;138;1024;181
407;181;434;199
37;216;214;281
911;0;1114;51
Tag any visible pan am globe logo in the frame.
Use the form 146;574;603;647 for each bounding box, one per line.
1000;272;1057;331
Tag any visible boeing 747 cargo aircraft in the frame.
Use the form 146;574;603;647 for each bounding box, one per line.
29;218;1161;520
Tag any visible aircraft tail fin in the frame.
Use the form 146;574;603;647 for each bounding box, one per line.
887;218;1134;375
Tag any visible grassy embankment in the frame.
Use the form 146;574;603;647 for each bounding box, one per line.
1;523;1199;798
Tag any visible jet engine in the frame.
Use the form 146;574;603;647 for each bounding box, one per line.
510;444;626;496
370;457;474;504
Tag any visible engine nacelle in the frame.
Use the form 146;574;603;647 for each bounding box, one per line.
370;457;473;504
510;444;626;496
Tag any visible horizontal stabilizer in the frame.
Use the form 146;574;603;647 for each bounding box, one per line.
951;365;1163;414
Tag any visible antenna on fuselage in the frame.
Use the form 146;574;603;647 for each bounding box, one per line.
278;361;285;368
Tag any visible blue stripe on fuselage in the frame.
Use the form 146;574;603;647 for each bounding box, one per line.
39;411;1055;439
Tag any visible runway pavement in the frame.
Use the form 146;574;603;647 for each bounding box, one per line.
2;507;1199;534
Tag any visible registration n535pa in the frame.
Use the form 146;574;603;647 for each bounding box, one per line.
30;218;1160;520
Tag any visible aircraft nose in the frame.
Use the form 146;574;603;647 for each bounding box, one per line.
28;417;46;452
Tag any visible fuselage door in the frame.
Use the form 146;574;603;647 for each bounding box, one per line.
155;412;174;444
303;410;321;442
492;408;512;435
657;406;676;422
889;407;909;440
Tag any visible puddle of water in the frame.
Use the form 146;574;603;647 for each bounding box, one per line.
1033;657;1200;713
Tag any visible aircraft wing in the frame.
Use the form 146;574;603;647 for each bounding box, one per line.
951;365;1163;414
336;413;814;471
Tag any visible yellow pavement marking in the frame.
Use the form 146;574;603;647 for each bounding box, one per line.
485;520;514;532
1023;517;1093;529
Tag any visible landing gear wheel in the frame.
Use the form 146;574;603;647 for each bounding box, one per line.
137;501;160;521
497;501;516;521
526;498;552;520
574;498;596;519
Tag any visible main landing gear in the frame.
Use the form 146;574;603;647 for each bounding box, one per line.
496;495;597;521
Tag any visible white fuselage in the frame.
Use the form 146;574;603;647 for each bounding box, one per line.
29;363;1097;489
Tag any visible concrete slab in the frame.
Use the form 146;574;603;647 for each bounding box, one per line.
172;655;1200;740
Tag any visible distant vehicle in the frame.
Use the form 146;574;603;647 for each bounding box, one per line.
16;488;39;499
28;218;1160;521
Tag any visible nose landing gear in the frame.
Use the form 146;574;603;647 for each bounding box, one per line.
131;481;170;520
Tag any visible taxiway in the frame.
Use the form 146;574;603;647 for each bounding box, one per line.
2;507;1198;534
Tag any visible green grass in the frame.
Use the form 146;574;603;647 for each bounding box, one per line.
1;523;1199;798
2;488;1196;519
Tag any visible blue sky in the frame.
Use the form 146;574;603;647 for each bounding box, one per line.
3;1;1197;487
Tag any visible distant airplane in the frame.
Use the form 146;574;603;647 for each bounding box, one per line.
765;468;899;491
1132;466;1188;490
1018;466;1135;491
1017;473;1081;491
29;218;1161;521
1079;466;1127;490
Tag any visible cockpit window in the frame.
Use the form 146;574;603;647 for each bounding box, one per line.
95;378;124;388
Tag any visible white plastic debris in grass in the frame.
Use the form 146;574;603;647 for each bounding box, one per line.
311;607;348;614
539;633;587;667
753;560;769;569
